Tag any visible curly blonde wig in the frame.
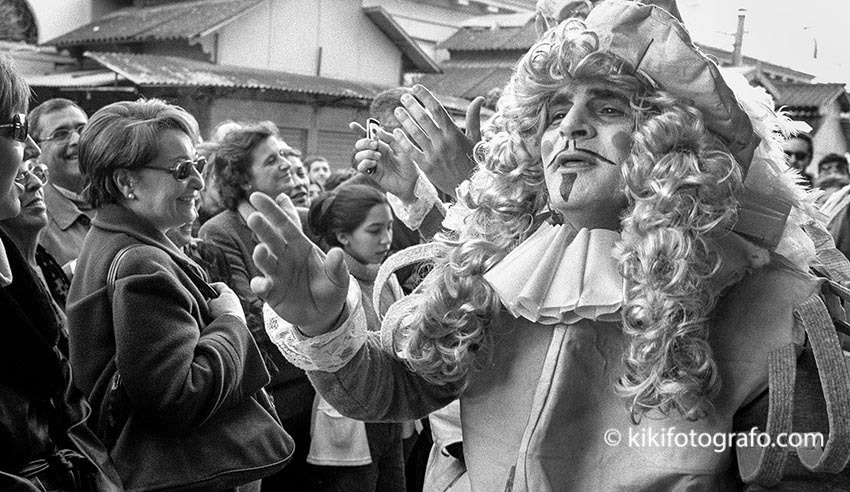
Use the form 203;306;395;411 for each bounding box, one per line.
403;20;744;422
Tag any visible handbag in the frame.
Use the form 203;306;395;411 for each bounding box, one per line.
90;244;294;492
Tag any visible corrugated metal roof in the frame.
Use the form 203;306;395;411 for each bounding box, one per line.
417;64;513;100
773;82;849;111
45;0;263;47
26;70;125;88
438;19;536;51
85;51;385;100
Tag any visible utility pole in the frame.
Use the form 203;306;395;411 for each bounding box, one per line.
732;8;746;66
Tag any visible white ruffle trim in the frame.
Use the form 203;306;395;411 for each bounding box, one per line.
483;225;624;325
386;170;445;231
264;280;367;372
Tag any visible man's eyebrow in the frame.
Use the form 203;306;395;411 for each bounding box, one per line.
588;88;630;102
549;92;574;107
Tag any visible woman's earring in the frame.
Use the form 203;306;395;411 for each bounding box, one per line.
128;192;135;200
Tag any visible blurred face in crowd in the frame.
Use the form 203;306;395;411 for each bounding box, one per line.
819;159;849;179
248;136;295;200
36;105;88;192
308;158;331;186
337;203;393;265
288;152;310;207
308;182;322;202
0;113;40;219
540;80;633;230
3;160;49;233
127;129;203;233
783;136;812;173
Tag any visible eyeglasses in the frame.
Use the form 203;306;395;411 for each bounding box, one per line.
0;113;28;142
784;150;810;161
15;163;49;185
140;156;207;180
39;123;85;143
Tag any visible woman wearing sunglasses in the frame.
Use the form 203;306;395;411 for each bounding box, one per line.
0;55;125;491
66;99;293;491
0;161;74;311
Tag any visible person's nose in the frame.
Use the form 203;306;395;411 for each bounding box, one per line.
24;171;45;191
24;135;41;162
379;229;392;246
68;127;82;146
188;164;205;191
558;106;596;141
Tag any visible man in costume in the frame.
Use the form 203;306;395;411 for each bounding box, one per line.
247;1;850;490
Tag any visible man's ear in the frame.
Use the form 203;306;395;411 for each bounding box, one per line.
113;168;136;199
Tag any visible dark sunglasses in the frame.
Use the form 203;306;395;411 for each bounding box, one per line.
0;113;28;142
784;150;810;161
15;164;49;185
141;156;207;180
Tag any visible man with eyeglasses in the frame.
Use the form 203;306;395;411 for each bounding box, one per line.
782;133;814;189
28;98;91;276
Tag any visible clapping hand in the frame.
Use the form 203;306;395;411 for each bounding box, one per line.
394;85;484;199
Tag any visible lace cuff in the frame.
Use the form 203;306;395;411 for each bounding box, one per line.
386;171;445;231
264;280;367;372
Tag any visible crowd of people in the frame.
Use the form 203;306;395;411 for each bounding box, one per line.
2;0;850;491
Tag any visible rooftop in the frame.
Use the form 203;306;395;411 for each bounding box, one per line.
45;0;263;47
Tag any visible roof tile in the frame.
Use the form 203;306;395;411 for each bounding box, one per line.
438;20;536;51
46;0;264;46
85;51;384;100
773;81;849;111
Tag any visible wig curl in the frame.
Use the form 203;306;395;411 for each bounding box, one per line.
402;18;745;421
618;98;742;421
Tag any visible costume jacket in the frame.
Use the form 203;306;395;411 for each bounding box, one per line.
0;229;122;491
67;204;271;484
268;224;845;491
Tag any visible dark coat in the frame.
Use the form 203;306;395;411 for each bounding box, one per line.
200;209;314;421
67;203;270;441
0;229;122;491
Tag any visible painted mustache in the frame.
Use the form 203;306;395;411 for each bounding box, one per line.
546;136;619;168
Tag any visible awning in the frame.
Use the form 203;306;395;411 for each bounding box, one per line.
363;6;441;74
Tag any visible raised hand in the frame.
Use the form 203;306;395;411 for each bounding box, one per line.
394;85;484;199
349;122;422;203
246;192;349;336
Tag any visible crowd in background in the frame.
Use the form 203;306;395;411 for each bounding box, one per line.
4;0;850;490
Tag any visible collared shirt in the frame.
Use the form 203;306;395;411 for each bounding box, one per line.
41;183;95;268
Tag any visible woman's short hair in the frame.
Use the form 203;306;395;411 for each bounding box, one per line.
78;99;199;208
0;55;30;121
215;121;279;211
307;183;388;250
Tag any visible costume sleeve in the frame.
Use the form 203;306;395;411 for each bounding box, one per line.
265;282;461;422
386;171;446;237
111;249;268;432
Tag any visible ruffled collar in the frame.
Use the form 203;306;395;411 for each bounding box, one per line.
483;224;624;325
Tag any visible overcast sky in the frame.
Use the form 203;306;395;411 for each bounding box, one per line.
678;0;849;84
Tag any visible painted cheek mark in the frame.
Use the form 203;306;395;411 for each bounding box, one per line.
560;172;577;202
611;130;633;157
